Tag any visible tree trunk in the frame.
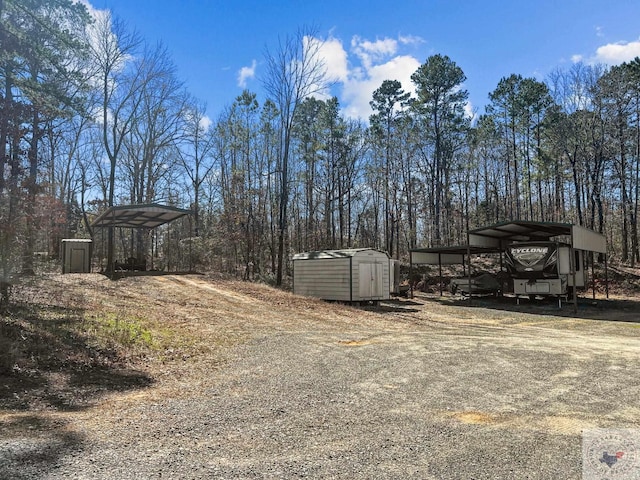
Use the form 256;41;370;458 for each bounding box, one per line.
22;108;40;275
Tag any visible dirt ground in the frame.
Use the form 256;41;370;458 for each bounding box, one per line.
1;273;640;479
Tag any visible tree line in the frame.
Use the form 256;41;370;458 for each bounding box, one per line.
1;1;640;304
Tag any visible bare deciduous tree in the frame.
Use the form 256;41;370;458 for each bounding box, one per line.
87;11;142;273
262;26;328;285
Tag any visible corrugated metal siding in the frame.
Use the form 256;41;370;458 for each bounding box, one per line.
293;248;391;301
61;239;92;274
293;258;352;301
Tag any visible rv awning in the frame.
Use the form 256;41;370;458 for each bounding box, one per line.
91;204;192;229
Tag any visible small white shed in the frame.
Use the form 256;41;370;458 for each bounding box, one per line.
61;239;92;273
292;248;390;302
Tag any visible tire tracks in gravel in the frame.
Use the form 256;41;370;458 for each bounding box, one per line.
152;275;640;363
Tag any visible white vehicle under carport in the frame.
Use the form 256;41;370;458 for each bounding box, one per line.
449;271;501;296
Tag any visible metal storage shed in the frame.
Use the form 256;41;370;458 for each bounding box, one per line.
61;239;93;273
293;248;391;302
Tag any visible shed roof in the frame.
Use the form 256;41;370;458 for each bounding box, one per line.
91;203;192;229
293;248;389;261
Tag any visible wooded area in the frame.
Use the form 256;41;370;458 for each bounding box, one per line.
2;0;640;304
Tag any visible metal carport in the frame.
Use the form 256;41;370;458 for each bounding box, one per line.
91;203;192;276
410;220;608;312
409;245;502;297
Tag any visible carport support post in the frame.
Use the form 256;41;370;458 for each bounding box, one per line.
438;253;443;296
605;254;609;299
467;234;472;305
570;242;577;314
106;208;116;278
591;251;596;299
189;215;193;272
150;229;154;271
409;253;414;299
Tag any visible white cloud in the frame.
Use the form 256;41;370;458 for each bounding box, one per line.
464;102;473;117
594;39;640;64
575;38;640;66
318;36;349;83
398;34;426;46
199;115;212;130
342;54;421;121
237;59;257;88
351;36;399;69
297;34;424;120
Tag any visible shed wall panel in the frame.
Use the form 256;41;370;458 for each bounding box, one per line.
61;239;92;274
293;248;391;301
293;258;352;301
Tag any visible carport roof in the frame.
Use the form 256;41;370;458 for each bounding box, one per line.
91;203;192;229
411;221;574;257
409;221;578;263
410;245;500;255
468;220;573;242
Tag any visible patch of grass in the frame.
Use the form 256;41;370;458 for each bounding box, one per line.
88;313;155;349
80;311;204;363
2;300;208;378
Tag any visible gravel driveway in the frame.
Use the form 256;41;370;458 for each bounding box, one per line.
1;276;639;479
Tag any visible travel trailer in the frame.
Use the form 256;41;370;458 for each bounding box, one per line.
504;241;586;297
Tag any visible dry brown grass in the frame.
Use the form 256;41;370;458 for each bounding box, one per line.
0;272;380;412
1;270;639;414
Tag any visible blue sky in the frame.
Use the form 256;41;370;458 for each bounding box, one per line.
86;0;640;122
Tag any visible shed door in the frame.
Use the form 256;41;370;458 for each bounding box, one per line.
70;248;86;273
359;263;383;299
